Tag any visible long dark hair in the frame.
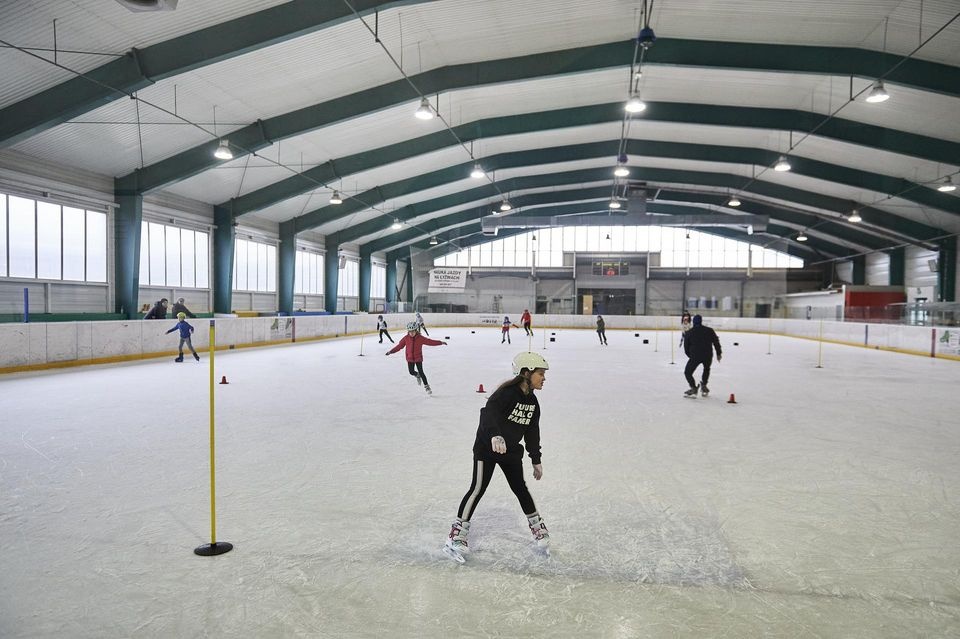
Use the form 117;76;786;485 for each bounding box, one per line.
495;370;537;395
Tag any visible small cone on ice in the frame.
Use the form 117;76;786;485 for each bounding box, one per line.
727;393;736;404
220;375;229;385
476;384;485;393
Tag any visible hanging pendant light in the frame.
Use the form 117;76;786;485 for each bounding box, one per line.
429;236;439;245
329;190;343;205
470;164;485;179
865;80;890;103
500;200;512;212
608;199;621;209
391;218;402;230
848;209;862;223
613;164;630;177
624;93;646;113
414;97;434;120
937;176;956;192
727;195;741;207
774;156;791;172
213;139;233;160
796;232;808;242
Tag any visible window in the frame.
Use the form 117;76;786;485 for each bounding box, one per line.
339;258;359;297
0;192;108;282
371;262;386;298
294;250;325;295
139;220;209;288
233;238;276;292
433;226;803;270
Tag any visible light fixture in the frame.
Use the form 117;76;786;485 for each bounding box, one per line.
531;234;537;241
774;156;791;172
391;218;402;230
865;80;890;104
796;232;808;242
608;199;622;209
605;233;611;240
727;195;741;207
329;190;343;205
624;93;646;113
746;224;754;235
414;97;434;120
613;164;630;177
848;209;862;223
429;236;438;245
500;200;512;212
470;164;485;179
937;176;957;192
213;139;233;160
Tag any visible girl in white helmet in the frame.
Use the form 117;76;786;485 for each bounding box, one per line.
444;351;550;561
385;321;446;394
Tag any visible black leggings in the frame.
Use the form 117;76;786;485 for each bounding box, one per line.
457;457;536;521
684;357;712;387
407;361;427;385
379;329;394;343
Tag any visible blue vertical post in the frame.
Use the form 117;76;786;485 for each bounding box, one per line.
23;287;29;323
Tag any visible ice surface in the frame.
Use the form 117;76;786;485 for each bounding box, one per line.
1;327;958;637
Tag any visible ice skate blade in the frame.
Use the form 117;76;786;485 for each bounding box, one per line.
442;545;465;564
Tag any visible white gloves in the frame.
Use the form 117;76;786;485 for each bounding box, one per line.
491;436;506;454
533;464;543;480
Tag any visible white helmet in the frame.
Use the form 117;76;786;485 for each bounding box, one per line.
512;351;549;376
405;321;419;331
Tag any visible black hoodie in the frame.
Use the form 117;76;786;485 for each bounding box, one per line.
472;383;541;465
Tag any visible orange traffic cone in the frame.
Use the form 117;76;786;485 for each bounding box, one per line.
727;393;736;404
476;384;486;393
220;375;229;385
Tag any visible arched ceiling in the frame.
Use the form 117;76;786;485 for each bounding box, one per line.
1;0;958;264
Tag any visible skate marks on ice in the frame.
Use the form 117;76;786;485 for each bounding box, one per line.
394;504;745;587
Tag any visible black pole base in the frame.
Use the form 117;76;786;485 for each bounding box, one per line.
194;541;233;556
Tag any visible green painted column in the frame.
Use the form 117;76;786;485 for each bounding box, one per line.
938;236;957;302
403;258;413;304
212;205;236;314
325;235;340;314
359;247;372;312
887;246;905;286
278;220;297;315
852;254;866;285
386;258;397;304
113;179;143;319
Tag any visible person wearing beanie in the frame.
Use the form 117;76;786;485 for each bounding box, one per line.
682;314;721;397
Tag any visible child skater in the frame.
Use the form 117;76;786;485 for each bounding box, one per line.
166;312;199;362
679;310;692;347
385;321;446;394
596;314;608;345
443;351;551;563
377;315;394;344
415;312;429;336
520;309;533;336
501;316;519;344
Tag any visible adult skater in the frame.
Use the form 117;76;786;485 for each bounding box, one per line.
171;297;196;318
415;311;430;336
165;312;199;362
385;321;446;394
501;316;519;344
143;298;168;320
596;314;608;345
520;309;533;336
444;351;551;562
679;310;692;347
683;314;722;398
376;315;394;344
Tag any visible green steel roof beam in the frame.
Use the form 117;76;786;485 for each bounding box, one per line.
117;41;960;195
0;0;438;148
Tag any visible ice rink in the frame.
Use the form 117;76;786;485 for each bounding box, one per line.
1;324;958;637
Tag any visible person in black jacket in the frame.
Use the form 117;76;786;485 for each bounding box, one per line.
683;314;722;397
444;351;550;561
171;297;196;318
143;298;168;320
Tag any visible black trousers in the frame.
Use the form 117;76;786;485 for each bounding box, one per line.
684;357;712;388
379;329;394;343
597;328;607;344
523;322;532;336
457;457;536;521
407;361;427;385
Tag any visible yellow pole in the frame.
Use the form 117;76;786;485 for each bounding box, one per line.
209;320;217;543
194;319;231;556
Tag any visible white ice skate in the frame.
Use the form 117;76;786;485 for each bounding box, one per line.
443;519;469;563
527;513;550;556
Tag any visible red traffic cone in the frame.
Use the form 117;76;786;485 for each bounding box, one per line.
220;375;229;385
727;393;736;404
476;384;485;393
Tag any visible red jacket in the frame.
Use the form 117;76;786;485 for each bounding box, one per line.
387;333;443;362
521;311;531;325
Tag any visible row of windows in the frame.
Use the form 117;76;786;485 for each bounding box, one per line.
434;227;804;269
139;221;210;288
0;193;107;281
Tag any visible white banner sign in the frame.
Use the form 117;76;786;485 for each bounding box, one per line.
427;267;468;293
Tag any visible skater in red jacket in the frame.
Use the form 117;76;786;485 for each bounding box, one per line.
386;321;447;394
